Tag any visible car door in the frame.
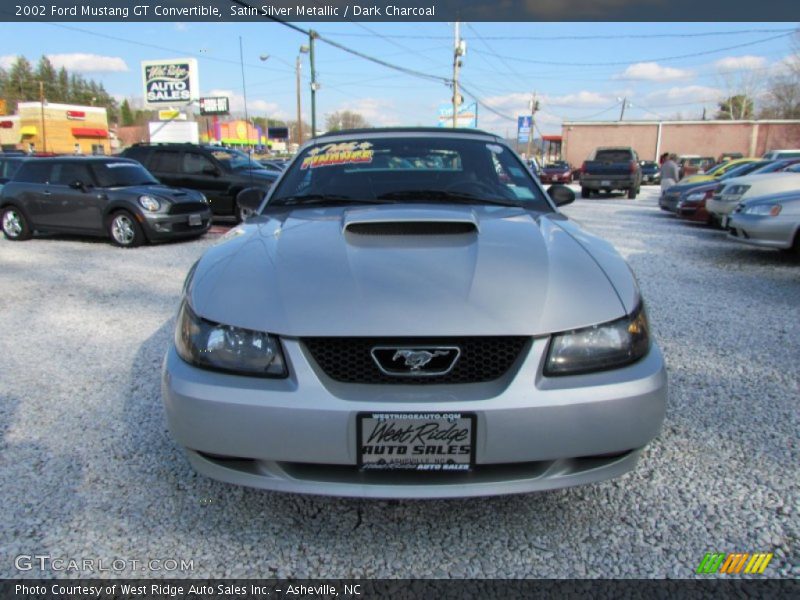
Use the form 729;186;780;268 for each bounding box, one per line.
148;149;182;188
14;161;55;228
38;161;102;231
179;150;230;212
50;161;105;232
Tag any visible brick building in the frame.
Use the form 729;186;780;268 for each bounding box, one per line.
561;119;800;165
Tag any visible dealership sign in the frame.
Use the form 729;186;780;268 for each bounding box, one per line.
142;58;199;108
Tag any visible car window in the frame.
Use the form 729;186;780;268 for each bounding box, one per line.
91;161;159;187
123;146;151;165
51;162;94;186
0;158;24;179
183;152;216;174
270;136;552;210
13;161;52;183
594;149;633;162
150;150;180;172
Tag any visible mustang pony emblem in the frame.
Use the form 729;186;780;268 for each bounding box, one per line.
392;349;450;371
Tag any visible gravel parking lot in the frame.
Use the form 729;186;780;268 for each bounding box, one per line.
0;185;797;579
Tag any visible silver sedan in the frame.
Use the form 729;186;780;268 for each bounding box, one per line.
162;128;667;498
728;190;800;252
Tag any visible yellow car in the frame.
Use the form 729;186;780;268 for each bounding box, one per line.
680;158;759;184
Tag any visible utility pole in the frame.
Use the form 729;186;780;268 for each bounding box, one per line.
452;21;463;128
39;81;47;153
619;96;628;121
295;55;303;144
309;30;318;139
526;92;538;159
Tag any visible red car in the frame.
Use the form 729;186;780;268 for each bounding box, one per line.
676;182;719;224
539;161;573;184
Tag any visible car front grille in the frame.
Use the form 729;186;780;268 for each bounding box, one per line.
302;336;529;384
169;202;210;215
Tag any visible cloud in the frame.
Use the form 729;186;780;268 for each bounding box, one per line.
47;53;128;73
714;55;767;71
615;62;693;82
0;55;17;69
645;85;723;105
207;89;285;118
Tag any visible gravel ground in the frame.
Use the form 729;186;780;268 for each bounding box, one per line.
0;186;797;579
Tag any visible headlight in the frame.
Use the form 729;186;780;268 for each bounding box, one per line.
545;303;650;376
721;185;750;201
174;301;287;377
743;203;782;216
138;195;161;212
199;193;209;204
685;192;707;202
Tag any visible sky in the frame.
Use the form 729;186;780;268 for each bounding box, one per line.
0;21;797;136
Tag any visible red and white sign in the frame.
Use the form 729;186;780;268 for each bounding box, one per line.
66;110;86;120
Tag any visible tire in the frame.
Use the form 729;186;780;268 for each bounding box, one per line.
627;187;637;200
581;187;590;199
235;201;254;224
1;206;32;241
108;210;145;247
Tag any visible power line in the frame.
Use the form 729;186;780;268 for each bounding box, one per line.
314;28;798;41
469;32;794;67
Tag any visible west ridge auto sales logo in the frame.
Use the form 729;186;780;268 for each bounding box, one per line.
142;58;198;108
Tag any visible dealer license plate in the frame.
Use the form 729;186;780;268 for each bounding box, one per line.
601;180;611;186
188;213;202;226
358;412;475;471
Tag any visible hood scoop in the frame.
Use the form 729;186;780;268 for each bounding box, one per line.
343;207;479;236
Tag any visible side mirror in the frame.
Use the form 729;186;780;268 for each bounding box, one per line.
236;187;266;214
69;180;87;191
547;184;575;207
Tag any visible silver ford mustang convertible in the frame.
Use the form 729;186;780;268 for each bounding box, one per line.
162;128;667;498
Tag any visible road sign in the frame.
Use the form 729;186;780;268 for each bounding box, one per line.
517;115;532;143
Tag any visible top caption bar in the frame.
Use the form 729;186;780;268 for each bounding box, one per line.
2;0;799;22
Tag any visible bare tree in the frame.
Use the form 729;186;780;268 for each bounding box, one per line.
325;110;370;132
715;60;764;120
759;30;800;119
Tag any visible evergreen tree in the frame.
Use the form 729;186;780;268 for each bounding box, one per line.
35;56;58;101
120;99;134;126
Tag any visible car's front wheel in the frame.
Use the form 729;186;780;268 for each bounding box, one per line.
1;206;32;241
108;211;145;248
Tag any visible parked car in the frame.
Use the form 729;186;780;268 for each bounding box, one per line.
539;161;573;184
0;157;212;247
762;149;800;160
258;158;290;172
718;152;743;162
678;156;715;179
708;172;800;228
162;127;667;498
580;147;642;199
664;161;775;222
120;143;278;222
728;190;800;253
639;161;660;185
680;157;758;184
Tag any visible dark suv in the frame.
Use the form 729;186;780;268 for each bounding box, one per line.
0;157;212;247
120;143;278;221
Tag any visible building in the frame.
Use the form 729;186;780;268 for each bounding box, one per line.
0;102;111;154
561;119;800;165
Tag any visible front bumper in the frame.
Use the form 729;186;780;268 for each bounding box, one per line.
727;213;795;249
162;336;668;498
706;197;740;217
142;210;212;241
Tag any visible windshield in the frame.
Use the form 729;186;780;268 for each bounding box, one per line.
268;136;552;210
209;147;264;170
92;162;158;187
721;161;767;179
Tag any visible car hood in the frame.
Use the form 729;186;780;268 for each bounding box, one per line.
187;204;637;337
118;184;204;203
667;180;718;195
